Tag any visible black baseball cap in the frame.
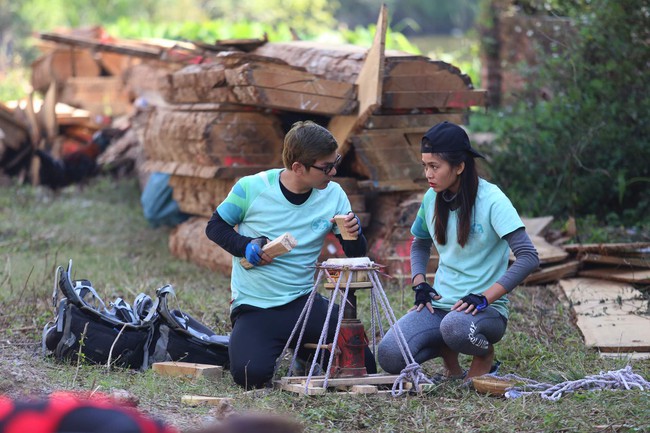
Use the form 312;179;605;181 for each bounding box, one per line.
421;121;485;159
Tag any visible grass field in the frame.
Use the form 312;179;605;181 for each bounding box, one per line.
1;176;649;432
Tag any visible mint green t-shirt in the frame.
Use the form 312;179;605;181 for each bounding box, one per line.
410;178;524;318
217;169;352;310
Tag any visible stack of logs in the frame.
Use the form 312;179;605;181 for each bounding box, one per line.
147;7;487;274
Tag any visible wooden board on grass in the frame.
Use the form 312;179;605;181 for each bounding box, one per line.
181;395;231;406
562;242;650;255
152;361;223;380
522;260;579;285
511;235;568;265
521;216;554;237
581;253;650;269
578;267;650;284
558;278;650;352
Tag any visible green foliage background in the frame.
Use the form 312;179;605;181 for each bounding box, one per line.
476;0;650;227
1;0;648;229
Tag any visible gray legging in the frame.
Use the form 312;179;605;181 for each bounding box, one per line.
377;307;507;374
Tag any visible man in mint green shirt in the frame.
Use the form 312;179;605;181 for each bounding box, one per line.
206;121;376;388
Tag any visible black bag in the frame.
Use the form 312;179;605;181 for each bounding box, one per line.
43;260;155;369
150;285;229;368
43;260;229;370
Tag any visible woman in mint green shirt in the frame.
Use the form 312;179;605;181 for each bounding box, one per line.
377;122;539;381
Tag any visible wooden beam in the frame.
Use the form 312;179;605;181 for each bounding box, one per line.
231;86;357;115
181;395;232;406
334;4;388;156
382;90;487;109
364;113;465;130
39;32;164;59
562;242;650;255
578;267;650;284
522;260;580;285
581;253;650;269
521;216;554;237
226;65;356;99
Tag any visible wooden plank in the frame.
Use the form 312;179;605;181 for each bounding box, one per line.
0;104;29;150
240;232;298;269
39;32;165;59
328;6;388;157
96;51;141;76
558;278;650;352
355;3;386;124
521;216;554;237
382;90;487;109
142;160;274;180
152;361;223;380
281;373;400;386
30;48;101;92
581;253;650;269
522;260;580;285
231;86;357;115
169;176;236;217
279;383;327;395
226;65;355;99
143;109;284;167
181;395;232;406
562;242;650;255
514;235;568;265
169;217;233;275
383;73;469;92
578;267;650;284
41;82;58;146
349;385;378;394
385;59;466;78
599;352;650;360
59;76;131;116
364;113;465;130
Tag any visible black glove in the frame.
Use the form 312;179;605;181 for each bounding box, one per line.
460;293;489;312
413;282;439;307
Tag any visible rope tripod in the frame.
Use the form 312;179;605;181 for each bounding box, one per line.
274;259;432;396
486;365;650;400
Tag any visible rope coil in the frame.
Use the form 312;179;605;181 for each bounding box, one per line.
486;366;650;400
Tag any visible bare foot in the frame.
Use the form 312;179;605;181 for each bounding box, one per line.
440;345;464;378
466;345;494;380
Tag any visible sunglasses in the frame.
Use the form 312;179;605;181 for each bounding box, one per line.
310;154;341;175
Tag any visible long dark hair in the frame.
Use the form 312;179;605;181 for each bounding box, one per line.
433;151;479;247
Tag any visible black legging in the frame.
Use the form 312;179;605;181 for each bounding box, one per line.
229;292;377;389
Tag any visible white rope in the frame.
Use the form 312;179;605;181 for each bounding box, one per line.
487;366;650;401
367;270;432;396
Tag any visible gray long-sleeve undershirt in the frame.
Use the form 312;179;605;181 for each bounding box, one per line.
410;226;539;292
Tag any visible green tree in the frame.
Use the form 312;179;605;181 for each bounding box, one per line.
487;0;650;224
201;0;339;37
336;0;480;35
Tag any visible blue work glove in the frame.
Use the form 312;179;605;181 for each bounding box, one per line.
244;237;268;266
460;293;489;312
413;282;439;307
